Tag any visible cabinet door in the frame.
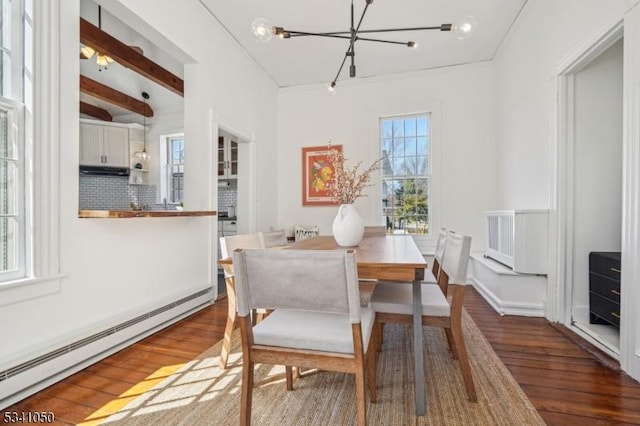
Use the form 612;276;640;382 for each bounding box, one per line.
102;126;129;167
228;140;238;178
79;123;103;166
217;136;226;177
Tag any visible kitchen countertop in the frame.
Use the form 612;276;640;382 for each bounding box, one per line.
78;209;217;218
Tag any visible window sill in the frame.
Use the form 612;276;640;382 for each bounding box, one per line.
0;274;64;306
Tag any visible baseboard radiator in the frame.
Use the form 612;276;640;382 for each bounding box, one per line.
485;210;549;274
0;287;213;409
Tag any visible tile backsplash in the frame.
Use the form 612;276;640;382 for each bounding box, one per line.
79;175;156;210
218;182;237;215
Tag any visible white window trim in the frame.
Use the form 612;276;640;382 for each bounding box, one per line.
377;104;442;254
0;0;63;304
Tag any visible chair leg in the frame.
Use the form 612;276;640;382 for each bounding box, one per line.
444;329;458;359
375;322;384;352
285;366;294;391
240;359;254;425
366;335;377;403
354;366;367;426
220;279;237;370
450;325;477;402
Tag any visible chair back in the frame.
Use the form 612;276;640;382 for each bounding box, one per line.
432;228;448;279
220;233;265;277
261;229;288;248
363;226;386;236
440;232;471;287
233;249;361;322
294;225;319;242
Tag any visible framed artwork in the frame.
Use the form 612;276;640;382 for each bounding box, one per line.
302;145;342;206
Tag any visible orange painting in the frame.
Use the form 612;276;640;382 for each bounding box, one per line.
302;145;342;206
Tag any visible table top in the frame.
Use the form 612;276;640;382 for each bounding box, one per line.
292;235;426;270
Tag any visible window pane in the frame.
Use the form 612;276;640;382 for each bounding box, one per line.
416;156;427;175
417;136;427;156
381;120;392;139
404;137;417;157
0;216;17;271
0;108;15;159
392;118;404;137
0;159;17;214
417;116;427;136
393;156;405;175
404;117;417;137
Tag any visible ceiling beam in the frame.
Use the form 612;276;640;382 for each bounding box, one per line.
80;17;184;97
80;101;113;121
80;75;154;117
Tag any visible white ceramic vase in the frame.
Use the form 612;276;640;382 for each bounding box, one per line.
332;204;365;247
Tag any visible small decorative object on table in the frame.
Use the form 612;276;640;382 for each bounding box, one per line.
326;143;383;246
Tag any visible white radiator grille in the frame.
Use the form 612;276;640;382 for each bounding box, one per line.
486;211;515;268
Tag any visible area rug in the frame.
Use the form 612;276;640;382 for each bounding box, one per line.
104;311;545;425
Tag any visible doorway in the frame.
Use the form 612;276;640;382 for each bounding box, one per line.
554;27;624;358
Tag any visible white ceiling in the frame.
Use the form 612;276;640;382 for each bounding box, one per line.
199;0;528;88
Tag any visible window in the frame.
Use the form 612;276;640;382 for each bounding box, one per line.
162;134;184;204
0;0;26;281
380;114;430;236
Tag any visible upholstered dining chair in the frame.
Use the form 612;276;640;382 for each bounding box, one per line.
218;233;266;369
261;229;289;248
423;227;448;284
369;232;476;402
232;248;378;426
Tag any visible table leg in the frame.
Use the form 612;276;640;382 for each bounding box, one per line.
412;278;426;415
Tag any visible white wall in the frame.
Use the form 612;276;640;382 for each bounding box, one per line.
494;0;637;209
1;0;278;367
277;63;497;251
572;39;623;312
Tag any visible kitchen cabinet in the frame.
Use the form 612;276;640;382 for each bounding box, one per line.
218;136;238;178
80;122;129;168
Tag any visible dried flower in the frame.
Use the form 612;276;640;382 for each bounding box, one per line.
326;144;383;205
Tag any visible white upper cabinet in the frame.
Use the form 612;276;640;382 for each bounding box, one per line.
218;135;238;179
80;121;129;168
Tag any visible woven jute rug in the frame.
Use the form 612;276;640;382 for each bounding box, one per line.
104;311;545;425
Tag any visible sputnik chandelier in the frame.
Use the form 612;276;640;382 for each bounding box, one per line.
252;0;476;93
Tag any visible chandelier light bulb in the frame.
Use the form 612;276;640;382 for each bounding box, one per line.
327;81;337;95
96;54;109;67
407;41;418;49
452;15;477;40
252;17;274;43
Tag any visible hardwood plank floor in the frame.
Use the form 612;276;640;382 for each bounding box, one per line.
4;288;640;425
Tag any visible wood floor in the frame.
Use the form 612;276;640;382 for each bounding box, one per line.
5;288;640;425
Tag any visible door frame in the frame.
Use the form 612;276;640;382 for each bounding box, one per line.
549;20;623;356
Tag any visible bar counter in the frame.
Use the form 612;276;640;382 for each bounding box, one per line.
78;210;217;218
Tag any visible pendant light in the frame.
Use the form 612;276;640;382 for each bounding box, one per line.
79;6;115;71
136;92;151;161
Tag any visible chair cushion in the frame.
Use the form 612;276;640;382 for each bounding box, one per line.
370;283;450;317
253;307;375;354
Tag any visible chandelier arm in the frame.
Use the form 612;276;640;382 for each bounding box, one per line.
356;25;452;33
356;37;413;46
332;52;350;85
287;31;353;40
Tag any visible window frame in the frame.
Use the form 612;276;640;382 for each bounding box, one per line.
378;107;442;254
0;0;63;304
160;132;185;204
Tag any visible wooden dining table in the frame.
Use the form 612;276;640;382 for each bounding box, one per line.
291;235;428;415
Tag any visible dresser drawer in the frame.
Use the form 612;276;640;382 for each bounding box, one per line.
589;272;620;303
589;292;620;328
588;252;621;280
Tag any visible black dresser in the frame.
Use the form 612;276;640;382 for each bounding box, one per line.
589;252;621;328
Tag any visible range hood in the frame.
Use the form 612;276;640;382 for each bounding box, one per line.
79;165;130;177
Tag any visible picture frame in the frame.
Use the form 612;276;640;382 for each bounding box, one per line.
302;145;342;206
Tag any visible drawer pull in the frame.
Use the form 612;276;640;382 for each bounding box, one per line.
611;312;620;319
611;289;621;296
611;268;621;273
